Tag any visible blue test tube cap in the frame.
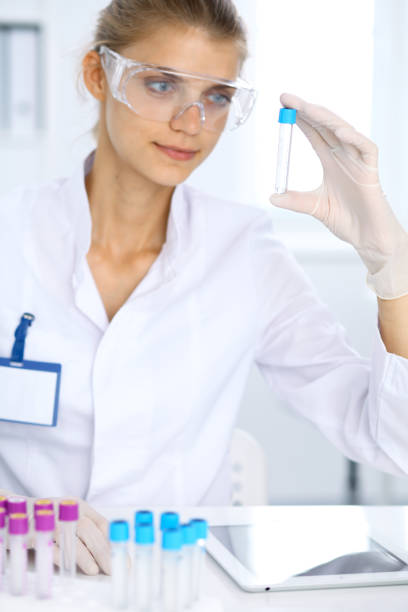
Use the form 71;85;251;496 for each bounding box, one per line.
135;523;155;545
135;510;153;526
278;108;297;124
160;511;179;531
181;522;196;546
162;527;182;550
190;518;208;540
109;520;129;542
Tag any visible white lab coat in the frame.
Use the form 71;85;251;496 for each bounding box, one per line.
0;151;408;506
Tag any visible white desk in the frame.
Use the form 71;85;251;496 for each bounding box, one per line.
2;505;408;611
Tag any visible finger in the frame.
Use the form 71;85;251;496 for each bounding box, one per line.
81;504;109;539
270;187;323;217
76;537;100;575
295;116;336;160
280;92;355;133
53;526;99;575
77;516;111;575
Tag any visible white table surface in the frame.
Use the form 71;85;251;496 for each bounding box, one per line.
2;505;408;611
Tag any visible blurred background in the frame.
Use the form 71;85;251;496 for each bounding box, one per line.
0;0;407;504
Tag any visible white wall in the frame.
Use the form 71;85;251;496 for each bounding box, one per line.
1;0;407;505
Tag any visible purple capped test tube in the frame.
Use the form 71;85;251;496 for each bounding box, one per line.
9;512;29;596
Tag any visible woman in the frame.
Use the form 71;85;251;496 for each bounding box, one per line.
0;0;407;575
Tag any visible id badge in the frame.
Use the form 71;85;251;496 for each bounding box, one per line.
0;313;61;427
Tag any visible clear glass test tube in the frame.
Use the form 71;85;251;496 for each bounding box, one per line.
161;527;183;612
0;508;6;588
110;520;129;610
180;523;196;609
58;500;79;579
35;509;55;599
190;518;208;603
134;522;154;611
8;512;29;596
158;512;179;601
275;107;297;194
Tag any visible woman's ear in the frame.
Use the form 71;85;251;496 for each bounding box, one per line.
82;50;106;101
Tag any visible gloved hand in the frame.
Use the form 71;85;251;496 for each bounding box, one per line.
1;490;111;575
269;92;408;300
52;498;111;576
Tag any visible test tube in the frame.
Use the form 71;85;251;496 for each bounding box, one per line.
134;522;154;611
0;508;5;587
7;496;27;515
58;499;79;578
35;509;55;599
135;510;154;527
161;527;183;612
160;512;179;531
180;523;196;609
8;512;29;596
275;107;297;194
190;518;208;602
34;499;54;516
110;520;129;609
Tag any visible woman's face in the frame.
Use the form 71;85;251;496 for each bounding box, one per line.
94;25;242;187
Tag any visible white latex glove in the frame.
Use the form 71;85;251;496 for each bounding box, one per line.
269;93;408;300
0;490;111;575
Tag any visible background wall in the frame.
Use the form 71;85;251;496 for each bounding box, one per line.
1;0;407;504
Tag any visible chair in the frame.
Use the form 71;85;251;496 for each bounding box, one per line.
229;428;269;505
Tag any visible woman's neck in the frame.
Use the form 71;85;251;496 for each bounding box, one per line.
85;146;175;259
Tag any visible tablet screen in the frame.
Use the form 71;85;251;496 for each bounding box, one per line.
210;517;408;583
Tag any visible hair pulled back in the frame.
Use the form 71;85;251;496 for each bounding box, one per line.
93;0;248;63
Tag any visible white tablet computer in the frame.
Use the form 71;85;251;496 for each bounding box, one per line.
206;506;408;592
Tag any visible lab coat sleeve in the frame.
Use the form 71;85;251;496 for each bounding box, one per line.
251;212;408;477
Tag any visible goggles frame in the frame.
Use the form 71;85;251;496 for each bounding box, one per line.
98;45;257;132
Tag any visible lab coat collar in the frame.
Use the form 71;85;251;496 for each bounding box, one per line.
23;150;199;325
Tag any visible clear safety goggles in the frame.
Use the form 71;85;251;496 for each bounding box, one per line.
98;45;257;133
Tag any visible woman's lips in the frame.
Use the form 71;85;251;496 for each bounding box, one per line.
154;142;198;161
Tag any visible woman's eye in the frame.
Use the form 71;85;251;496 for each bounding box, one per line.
206;92;232;107
145;80;175;94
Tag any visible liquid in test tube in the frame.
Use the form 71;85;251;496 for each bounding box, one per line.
190;518;208;602
58;499;79;579
0;508;5;588
35;509;55;599
110;520;129;610
134;522;154;611
275;107;297;194
8;512;29;596
161;527;183;612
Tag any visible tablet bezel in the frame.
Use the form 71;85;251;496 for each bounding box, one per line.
207;524;408;592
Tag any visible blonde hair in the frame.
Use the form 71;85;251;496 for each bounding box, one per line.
93;0;248;63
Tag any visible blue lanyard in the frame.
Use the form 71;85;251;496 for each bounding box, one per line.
10;313;35;363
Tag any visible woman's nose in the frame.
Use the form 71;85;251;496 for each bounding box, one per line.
170;102;205;135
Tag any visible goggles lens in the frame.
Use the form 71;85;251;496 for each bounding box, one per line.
100;46;256;133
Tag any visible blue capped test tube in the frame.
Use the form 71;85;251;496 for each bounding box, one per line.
180;522;196;608
190;518;208;602
161;527;183;612
134;522;155;611
109;520;130;609
275;107;297;194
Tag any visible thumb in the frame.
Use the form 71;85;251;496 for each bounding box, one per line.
269;189;320;216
